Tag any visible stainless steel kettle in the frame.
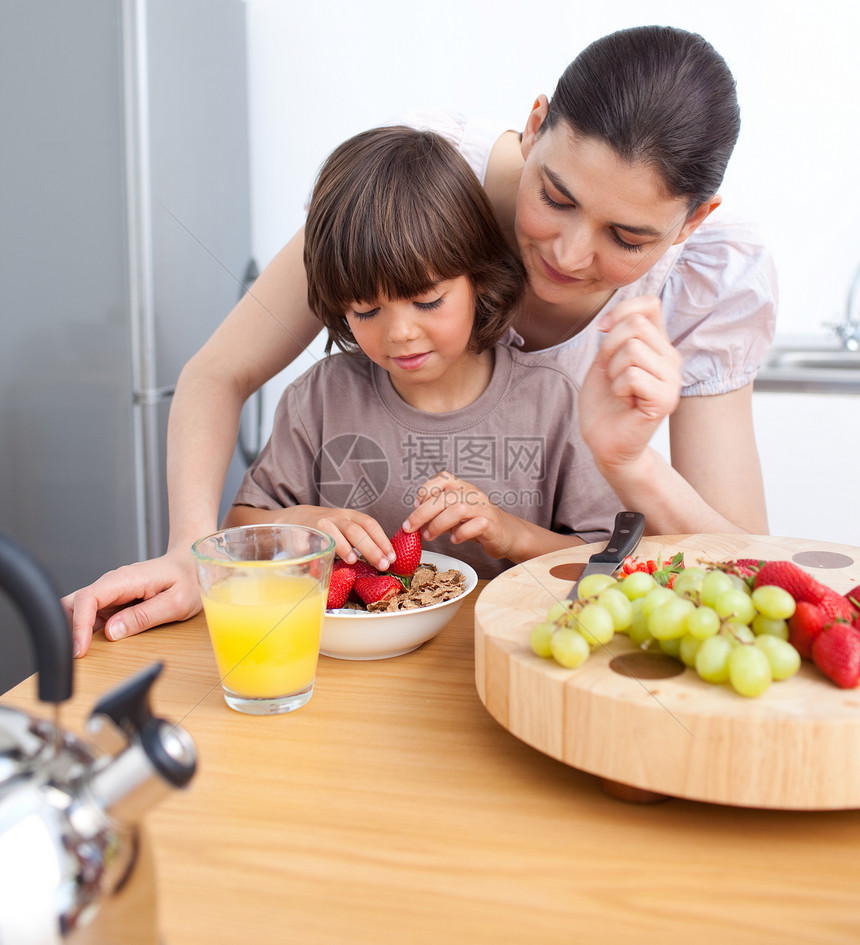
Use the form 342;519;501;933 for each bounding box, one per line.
0;532;197;944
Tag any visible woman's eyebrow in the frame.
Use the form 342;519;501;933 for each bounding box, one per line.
542;164;664;238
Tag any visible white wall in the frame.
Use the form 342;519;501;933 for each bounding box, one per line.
244;0;860;349
242;0;860;548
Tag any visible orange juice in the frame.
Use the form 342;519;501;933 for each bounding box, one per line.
201;571;325;699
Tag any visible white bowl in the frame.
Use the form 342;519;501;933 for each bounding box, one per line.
320;551;479;660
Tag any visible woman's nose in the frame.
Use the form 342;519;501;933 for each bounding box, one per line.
555;221;595;272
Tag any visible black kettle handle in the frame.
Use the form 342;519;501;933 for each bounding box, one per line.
0;531;72;704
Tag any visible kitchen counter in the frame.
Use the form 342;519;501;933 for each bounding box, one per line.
5;582;860;945
755;333;860;394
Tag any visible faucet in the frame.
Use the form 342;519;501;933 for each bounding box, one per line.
831;262;860;351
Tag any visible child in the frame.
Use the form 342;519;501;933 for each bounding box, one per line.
224;126;626;579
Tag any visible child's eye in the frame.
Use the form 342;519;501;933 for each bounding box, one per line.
350;306;379;320
415;296;444;311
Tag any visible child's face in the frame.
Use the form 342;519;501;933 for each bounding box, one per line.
344;275;480;398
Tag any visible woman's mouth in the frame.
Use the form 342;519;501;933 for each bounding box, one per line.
391;352;432;371
539;257;582;286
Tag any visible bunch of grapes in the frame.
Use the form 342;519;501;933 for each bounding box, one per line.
529;561;801;698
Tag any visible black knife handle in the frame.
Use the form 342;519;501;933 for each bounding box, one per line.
589;511;646;564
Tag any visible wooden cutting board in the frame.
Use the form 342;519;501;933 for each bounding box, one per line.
474;533;860;810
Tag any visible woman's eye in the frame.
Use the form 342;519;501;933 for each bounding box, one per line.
610;231;645;254
538;186;569;211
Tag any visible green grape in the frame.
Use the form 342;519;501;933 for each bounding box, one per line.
751;585;796;621
713;588;756;625
546;600;575;623
754;635;801;681
728;643;772;697
658;636;683;658
627;599;652;647
576;572;617;601
641;586;676;618
618;571;657;600
649;597;696;640
724;622;756;645
597;586;634;632
672;567;707;601
572;602;615;648
726;573;753;595
695;635;732;683
529;621;556;658
685;604;721;640
550;626;590;668
751;613;789;640
679;633;703;668
700;569;734;608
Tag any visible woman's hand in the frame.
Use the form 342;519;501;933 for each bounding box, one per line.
404;472;516;560
223;504;395;571
61;547;203;658
578;294;682;473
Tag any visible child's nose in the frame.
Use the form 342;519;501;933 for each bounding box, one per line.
387;308;419;342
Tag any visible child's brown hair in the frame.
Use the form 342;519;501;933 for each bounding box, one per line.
304;125;525;354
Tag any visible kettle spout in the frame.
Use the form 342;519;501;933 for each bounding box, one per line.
86;663;196;825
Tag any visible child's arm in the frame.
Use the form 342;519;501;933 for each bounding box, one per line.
402;472;586;565
223;503;395;571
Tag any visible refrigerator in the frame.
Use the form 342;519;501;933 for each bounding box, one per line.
0;0;257;690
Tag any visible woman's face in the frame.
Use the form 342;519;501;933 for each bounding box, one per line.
516;109;713;307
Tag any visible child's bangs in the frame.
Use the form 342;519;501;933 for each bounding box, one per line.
334;192;462;307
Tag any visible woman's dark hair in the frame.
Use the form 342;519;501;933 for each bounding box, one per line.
543;25;740;210
304;126;525;354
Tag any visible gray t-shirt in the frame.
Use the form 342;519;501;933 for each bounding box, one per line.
233;344;621;579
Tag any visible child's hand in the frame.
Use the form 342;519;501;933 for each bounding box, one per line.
578;295;682;472
403;472;515;561
233;505;395;571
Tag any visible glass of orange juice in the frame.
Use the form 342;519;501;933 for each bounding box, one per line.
191;524;335;715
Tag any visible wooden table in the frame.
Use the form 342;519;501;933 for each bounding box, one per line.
5;580;860;945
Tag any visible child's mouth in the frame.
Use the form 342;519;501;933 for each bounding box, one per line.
391;352;432;371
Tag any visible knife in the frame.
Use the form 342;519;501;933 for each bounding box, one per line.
566;511;646;600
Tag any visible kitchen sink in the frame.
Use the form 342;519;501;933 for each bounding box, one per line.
755;339;860;394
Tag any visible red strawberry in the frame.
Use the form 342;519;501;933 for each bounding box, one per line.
811;622;860;688
727;558;764;580
389;527;422;577
326;566;356;609
818;593;858;623
345;559;378;578
787;601;829;660
754;560;855;621
845;585;860;614
353;574;402;606
753;560;822;601
341;559;380;601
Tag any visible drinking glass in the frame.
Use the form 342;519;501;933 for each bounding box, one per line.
192;524;335;714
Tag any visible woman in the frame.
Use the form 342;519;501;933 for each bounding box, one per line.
64;25;775;655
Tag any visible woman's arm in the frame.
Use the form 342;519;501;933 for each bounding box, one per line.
665;385;768;533
62;229;322;655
